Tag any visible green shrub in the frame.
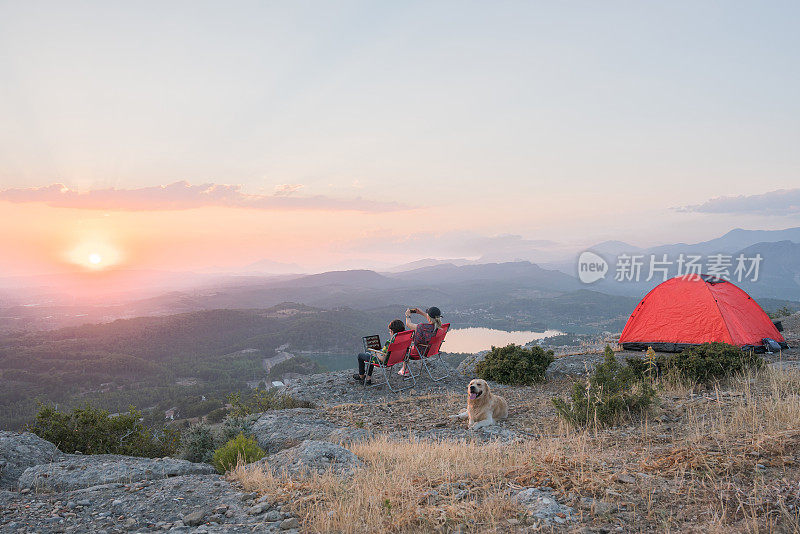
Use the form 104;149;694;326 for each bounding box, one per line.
552;346;656;427
180;423;216;463
226;389;314;417
218;414;258;445
627;342;763;386
205;407;228;424
211;433;265;474
28;403;178;457
475;344;554;385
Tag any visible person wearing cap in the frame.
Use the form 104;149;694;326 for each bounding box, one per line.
398;306;443;376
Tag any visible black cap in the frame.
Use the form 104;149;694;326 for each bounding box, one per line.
426;306;442;318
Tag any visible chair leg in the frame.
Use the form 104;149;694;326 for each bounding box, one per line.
406;360;419;380
370;364;390;390
365;357;380;388
423;354;449;382
402;355;417;381
397;367;416;391
392;360;416;392
369;363;415;393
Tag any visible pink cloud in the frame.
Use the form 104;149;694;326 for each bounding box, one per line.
273;183;304;196
0;181;408;212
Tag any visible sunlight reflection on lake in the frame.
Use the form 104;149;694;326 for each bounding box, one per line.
443;327;562;353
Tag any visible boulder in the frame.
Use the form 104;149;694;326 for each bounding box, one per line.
545;353;605;380
0;431;64;489
250;408;369;453
257;440;363;477
18;454;215;492
456;350;489;377
514;487;574;524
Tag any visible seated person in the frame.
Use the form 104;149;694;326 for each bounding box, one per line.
353;319;406;385
398;306;443;375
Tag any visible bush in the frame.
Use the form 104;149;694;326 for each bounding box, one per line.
218;414;258;445
180;423;216;463
627;342;764;386
475;344;554;385
227;389;314;417
28;403;178;457
205;407;228;424
552;346;656;427
211;433;265;473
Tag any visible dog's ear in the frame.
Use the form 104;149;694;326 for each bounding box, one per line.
483;381;491;395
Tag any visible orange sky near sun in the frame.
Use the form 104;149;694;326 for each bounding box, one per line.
0;201;433;275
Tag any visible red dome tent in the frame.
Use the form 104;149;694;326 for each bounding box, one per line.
619;275;787;352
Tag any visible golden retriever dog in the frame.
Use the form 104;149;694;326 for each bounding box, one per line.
450;379;508;429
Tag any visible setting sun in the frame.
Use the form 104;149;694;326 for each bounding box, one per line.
66;241;123;270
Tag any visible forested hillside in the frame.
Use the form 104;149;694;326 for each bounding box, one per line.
0;303;386;429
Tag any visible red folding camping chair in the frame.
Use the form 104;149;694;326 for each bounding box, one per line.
365;330;415;392
408;323;450;382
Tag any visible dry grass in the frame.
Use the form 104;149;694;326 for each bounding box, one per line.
635;367;800;533
229;433;618;533
229;367;800;533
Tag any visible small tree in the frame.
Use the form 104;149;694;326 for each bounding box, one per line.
28;403;178;457
553;346;656;427
212;433;265;474
180;423;216;463
476;344;554;385
645;346;658;382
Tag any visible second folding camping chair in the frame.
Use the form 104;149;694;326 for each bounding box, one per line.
364;330;415;392
408;323;450;381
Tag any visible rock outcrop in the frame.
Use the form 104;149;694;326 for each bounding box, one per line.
0;473;301;532
18;454;216;492
456;350;489;377
0;431;64;489
544;352;605;380
257;440;363;477
250;408;369;453
514;486;574;525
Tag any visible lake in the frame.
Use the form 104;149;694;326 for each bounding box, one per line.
300;327;561;372
442;327;562;353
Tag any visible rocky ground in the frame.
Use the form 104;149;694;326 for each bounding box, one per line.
1;314;798;533
0;438;303;533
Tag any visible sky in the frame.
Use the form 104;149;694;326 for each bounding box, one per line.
0;1;798;276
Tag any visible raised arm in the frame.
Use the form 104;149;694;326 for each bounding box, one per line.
405;307;430;330
405;308;419;330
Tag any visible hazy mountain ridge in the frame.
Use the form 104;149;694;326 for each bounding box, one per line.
1;226;798;334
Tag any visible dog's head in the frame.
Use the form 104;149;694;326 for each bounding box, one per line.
467;379;490;403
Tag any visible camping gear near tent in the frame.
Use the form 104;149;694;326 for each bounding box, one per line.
619;275;788;352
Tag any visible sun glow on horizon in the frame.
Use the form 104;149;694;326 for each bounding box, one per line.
67;241;123;270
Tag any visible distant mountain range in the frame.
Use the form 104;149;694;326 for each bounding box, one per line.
542;226;800;300
1;226;797;333
733;240;800;300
